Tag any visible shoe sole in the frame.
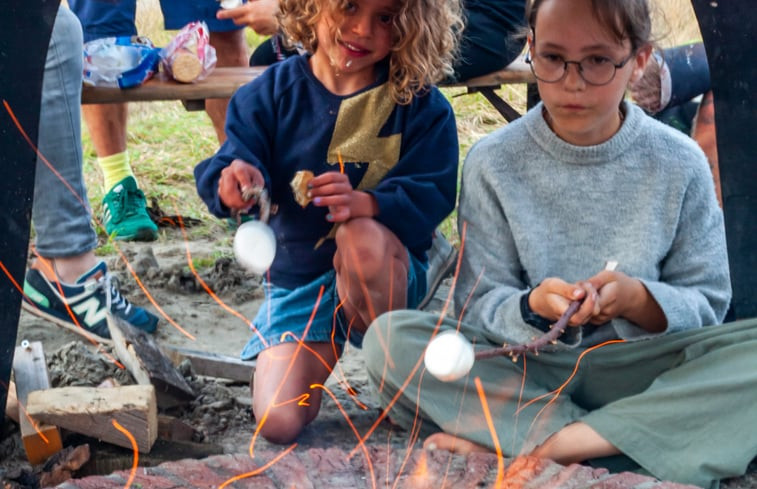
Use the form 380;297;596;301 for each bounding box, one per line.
112;228;158;241
21;301;113;345
417;248;459;311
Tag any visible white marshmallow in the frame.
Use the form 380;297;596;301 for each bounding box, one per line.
219;0;243;9
424;330;475;382
233;220;276;275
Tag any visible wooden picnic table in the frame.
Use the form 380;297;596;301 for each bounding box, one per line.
81;62;536;121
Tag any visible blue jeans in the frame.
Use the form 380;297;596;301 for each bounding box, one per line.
32;6;98;259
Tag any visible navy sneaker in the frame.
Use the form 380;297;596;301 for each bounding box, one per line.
22;261;158;341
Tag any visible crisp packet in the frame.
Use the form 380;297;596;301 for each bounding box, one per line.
83;36;161;88
160;21;217;83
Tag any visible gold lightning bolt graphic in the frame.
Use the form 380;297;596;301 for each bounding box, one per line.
315;83;402;248
327;83;401;189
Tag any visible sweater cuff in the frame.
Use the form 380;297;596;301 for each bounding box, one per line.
520;289;553;332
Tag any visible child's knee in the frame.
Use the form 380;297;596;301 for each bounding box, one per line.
335;220;385;270
335;218;403;277
252;401;315;444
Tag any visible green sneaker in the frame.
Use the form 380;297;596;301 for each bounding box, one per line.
102;176;158;241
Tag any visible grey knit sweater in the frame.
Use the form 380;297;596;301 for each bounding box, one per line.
456;101;731;349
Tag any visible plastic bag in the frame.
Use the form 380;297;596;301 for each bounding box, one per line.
160;21;217;83
83;36;161;88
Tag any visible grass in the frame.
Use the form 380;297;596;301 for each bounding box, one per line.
82;0;702;252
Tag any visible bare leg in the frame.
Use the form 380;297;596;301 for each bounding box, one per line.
333;218;408;333
81;103;127;157
252;341;339;444
424;422;619;462
424;432;492;454
531;422;620;464
207;30;248;145
30;252;99;284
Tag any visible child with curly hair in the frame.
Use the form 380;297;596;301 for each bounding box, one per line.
195;0;463;443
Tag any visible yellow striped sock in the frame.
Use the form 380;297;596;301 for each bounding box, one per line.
99;151;135;191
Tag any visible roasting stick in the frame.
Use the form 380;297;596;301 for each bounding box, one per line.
424;261;618;382
474;260;618;360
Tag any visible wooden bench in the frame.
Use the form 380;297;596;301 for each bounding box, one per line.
81;62;535;122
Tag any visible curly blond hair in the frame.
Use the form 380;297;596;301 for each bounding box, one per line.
279;0;464;104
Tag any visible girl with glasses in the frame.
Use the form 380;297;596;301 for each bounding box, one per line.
363;0;757;487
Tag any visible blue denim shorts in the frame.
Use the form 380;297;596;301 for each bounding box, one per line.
70;0;243;43
240;250;427;360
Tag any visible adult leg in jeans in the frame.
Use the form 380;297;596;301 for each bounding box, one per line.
31;5;98;282
24;5;158;339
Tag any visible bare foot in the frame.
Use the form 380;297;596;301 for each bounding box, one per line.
423;433;492;454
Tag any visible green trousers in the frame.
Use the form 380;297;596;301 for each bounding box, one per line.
363;310;757;489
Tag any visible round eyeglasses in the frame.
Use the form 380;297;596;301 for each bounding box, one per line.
525;51;635;86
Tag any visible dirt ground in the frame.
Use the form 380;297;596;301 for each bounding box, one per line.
1;237;420;486
3;236;756;488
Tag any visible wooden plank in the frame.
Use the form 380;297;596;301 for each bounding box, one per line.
158;414;198;442
4;380;19;423
27;385;158;453
162;345;256;383
81;66;268;105
442;60;535;88
107;314;195;408
12;341;62;464
80;64;534;107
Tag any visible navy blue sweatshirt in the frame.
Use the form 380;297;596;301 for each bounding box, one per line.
195;55;459;289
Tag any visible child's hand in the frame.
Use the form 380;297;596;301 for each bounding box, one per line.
530;278;600;327
218;159;265;211
308;171;355;222
583;270;630;323
585;271;665;332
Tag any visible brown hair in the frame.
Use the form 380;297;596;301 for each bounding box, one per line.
278;0;464;104
526;0;652;51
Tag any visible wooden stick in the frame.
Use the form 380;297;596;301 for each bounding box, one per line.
474;261;617;360
474;300;581;360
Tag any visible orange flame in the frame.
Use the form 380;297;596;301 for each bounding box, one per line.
111;419;138;489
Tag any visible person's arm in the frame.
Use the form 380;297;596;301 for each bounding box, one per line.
454;137;581;349
366;89;459;253
194;76;275;217
216;0;279;35
639;154;730;331
630;42;710;114
609;139;729;335
584;270;667;333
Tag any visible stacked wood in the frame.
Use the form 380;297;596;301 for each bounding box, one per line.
26;384;158;453
107;314;195;409
12;341;63;464
162;345;256;383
